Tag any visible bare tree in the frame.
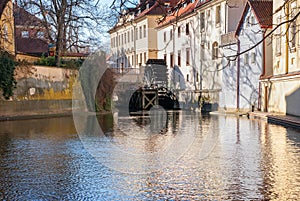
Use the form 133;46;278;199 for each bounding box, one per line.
18;0;112;66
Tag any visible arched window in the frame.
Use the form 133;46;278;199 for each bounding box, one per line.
212;42;218;60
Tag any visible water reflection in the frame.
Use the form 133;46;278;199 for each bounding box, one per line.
0;114;300;200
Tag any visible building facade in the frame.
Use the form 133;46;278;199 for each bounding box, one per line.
156;0;246;108
0;0;15;55
14;2;49;61
109;1;168;71
260;0;300;116
220;0;273;111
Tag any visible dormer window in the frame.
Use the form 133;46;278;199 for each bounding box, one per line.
21;31;29;38
37;31;44;39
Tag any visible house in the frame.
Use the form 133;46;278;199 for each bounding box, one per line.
156;0;246;109
220;0;273;112
14;2;49;62
260;0;300;116
0;0;15;55
108;0;170;71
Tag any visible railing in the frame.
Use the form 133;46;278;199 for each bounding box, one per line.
110;67;140;75
220;31;237;46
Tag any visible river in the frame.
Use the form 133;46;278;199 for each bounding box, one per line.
0;112;300;200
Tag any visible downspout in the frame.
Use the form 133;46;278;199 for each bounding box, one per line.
236;36;240;111
258;30;266;111
285;3;289;74
134;26;137;68
173;24;176;91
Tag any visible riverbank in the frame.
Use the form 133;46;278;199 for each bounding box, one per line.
211;110;300;130
0;100;74;121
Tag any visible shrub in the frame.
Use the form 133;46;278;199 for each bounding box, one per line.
0;51;16;99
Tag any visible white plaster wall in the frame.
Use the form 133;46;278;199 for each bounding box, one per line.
267;77;300;116
157;14;200;91
238;8;263;110
220;43;238;110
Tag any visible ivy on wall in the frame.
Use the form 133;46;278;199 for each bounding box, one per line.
0;51;16;99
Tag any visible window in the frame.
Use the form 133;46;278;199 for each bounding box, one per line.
139;26;142;39
140;53;142;65
124;33;126;44
170;29;173;40
186;48;190;65
178;50;181;66
131;29;134;42
132;55;134;66
187;74;189;82
290;1;297;49
170;53;174;67
136;54;139;66
164;31;166;42
251;52;256;63
144;52;147;64
121;34;123;45
244;53;249;65
128;31;130;42
201;44;205;61
3;25;8;40
186;23;189;35
212;42;218;60
276;16;281;55
200;12;205;31
21;31;29;38
178;26;181;37
196;72;199;82
143;25;146;37
136;28;138;40
37;31;44;39
164;54;167;62
251;16;255;26
215;5;221;26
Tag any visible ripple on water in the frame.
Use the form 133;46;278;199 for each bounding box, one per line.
0;115;300;200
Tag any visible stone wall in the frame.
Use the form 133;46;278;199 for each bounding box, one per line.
0;99;74;116
13;65;78;100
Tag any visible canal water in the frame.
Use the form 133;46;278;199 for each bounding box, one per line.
0;112;300;200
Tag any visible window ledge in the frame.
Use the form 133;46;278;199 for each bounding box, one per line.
290;47;296;53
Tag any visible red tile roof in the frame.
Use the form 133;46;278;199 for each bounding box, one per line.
157;0;200;28
14;4;44;26
249;0;273;28
135;1;167;20
236;0;273;34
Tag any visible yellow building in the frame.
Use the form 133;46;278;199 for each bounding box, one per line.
0;0;15;55
260;0;300;116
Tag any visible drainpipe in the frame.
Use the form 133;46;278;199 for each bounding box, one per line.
258;30;267;110
236;37;240;111
134;26;137;68
285;3;289;74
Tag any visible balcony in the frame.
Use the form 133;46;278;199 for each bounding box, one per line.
220;31;237;47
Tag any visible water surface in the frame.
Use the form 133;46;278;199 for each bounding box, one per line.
0;113;300;200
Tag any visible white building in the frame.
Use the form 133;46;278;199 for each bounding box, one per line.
260;0;300;116
220;0;273;112
157;0;246;109
109;1;167;71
